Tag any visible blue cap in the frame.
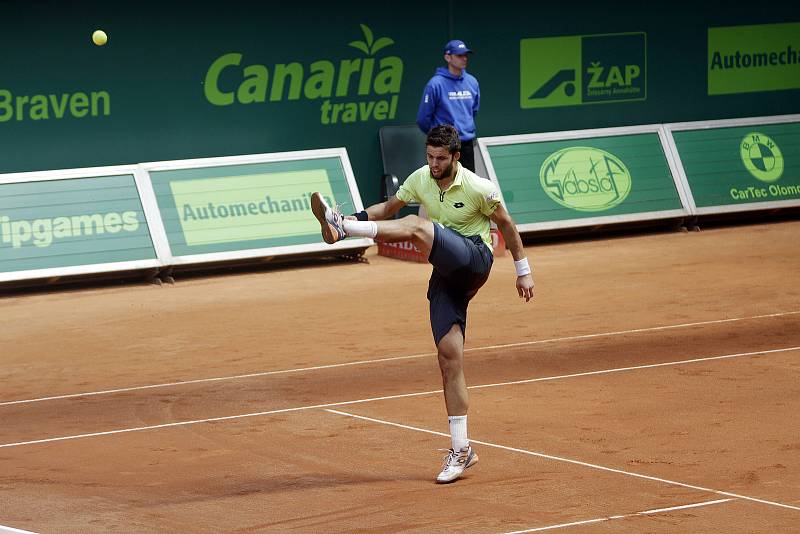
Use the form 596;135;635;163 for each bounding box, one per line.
443;39;472;55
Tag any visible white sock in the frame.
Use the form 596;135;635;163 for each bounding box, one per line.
342;219;377;238
448;415;468;451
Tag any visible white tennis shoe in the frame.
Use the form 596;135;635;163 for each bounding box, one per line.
436;446;478;483
311;192;346;244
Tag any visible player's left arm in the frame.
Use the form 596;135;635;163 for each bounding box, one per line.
490;203;535;302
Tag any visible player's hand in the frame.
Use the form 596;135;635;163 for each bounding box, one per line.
516;274;535;302
344;215;357;220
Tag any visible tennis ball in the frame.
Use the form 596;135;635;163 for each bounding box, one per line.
92;30;108;46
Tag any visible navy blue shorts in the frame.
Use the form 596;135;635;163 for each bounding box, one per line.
427;223;493;346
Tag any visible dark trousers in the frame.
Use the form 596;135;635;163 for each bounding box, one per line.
427;223;493;345
459;140;475;172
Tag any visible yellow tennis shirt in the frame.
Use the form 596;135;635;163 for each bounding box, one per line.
395;163;501;247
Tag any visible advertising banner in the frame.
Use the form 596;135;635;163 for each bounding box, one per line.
667;115;800;213
520;32;646;109
479;126;688;231
0;171;158;281
2;4;800;209
146;150;371;262
708;22;800;95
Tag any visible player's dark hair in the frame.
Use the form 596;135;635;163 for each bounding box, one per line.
426;125;461;154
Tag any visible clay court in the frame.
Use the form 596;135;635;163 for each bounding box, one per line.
1;220;799;532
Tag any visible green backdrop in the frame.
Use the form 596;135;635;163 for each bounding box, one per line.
1;1;799;206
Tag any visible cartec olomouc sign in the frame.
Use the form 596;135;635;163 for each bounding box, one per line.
520;32;646;109
708;22;800;95
670;119;800;211
740;132;783;183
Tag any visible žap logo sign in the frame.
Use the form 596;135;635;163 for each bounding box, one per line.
539;147;632;211
520;32;646;109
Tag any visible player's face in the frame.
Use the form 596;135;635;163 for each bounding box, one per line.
445;53;469;71
427;145;459;180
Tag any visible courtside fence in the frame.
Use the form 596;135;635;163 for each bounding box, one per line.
2;114;799;285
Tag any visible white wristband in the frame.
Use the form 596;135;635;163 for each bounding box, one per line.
514;257;531;277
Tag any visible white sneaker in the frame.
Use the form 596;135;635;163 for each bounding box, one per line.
310;192;346;244
436;446;478;483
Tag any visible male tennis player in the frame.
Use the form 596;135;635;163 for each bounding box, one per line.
311;124;534;483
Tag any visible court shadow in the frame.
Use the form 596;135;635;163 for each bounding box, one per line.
231;472;401;495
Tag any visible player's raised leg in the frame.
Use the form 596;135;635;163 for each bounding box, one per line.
311;192;435;256
373;215;435;257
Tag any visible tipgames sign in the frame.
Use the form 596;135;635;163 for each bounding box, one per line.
0;175;156;273
204;24;402;125
520;32;646;109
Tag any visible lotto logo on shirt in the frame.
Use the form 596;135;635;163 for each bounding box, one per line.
520;32;646;109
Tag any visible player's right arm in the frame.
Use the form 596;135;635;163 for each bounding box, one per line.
489;203;534;302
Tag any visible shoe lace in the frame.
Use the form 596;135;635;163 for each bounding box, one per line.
331;202;347;225
438;448;457;469
333;201;347;215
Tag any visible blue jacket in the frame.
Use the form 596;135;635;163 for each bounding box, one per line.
416;67;480;141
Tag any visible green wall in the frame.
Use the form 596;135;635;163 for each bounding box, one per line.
1;1;799;205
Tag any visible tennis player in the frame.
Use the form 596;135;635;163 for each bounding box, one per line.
311;124;534;483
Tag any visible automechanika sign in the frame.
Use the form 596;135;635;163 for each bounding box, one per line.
708;22;800;95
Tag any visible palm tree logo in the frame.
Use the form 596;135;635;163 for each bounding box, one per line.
348;24;394;55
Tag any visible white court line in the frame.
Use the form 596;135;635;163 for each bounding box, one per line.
0;525;38;534
2;309;798;407
325;409;800;513
503;498;734;533
1;345;798;451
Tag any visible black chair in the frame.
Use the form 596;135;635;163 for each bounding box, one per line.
378;124;427;200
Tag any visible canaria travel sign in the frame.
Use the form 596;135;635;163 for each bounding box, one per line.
539;147;632;211
204;24;402;125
